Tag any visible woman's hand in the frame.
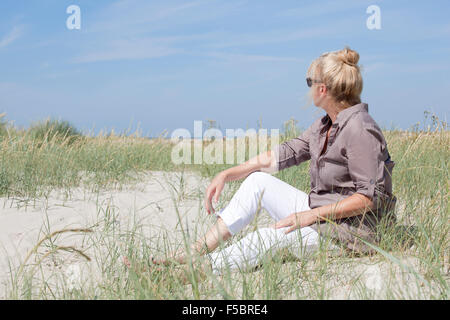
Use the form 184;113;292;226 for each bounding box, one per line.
273;194;374;234
203;150;276;214
204;171;227;214
272;210;318;234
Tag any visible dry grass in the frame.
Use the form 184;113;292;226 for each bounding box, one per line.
0;114;448;300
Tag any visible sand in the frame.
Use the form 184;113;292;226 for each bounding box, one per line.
0;171;439;299
0;170;219;298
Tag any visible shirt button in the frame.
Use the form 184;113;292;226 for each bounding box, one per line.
370;179;375;184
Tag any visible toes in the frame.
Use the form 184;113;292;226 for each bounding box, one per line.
122;256;131;268
152;257;165;265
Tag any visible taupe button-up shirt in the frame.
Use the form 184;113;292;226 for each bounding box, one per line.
275;103;397;253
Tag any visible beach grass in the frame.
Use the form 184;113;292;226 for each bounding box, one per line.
1;114;448;300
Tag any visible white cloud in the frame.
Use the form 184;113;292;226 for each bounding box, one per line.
73;38;182;63
204;52;304;63
72;0;246;63
89;0;245;35
205;26;337;48
0;26;24;48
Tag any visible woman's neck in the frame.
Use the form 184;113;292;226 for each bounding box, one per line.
322;102;347;123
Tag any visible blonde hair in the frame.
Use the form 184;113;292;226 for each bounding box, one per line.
307;47;363;107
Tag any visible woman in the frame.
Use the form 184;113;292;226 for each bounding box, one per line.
124;47;397;278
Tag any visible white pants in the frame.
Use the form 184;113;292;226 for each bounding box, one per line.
207;171;338;275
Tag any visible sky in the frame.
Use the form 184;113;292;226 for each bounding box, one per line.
0;0;449;137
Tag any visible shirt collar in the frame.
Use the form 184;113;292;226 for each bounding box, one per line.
322;103;368;129
335;103;368;125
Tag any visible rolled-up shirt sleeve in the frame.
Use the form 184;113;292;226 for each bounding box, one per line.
273;125;313;172
346;123;387;207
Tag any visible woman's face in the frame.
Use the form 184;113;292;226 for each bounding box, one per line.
307;67;328;108
309;81;327;108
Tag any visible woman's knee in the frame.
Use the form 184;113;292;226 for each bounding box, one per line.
247;171;272;181
242;171;272;190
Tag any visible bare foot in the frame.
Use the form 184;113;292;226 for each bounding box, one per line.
122;256;132;268
152;257;172;266
122;255;155;273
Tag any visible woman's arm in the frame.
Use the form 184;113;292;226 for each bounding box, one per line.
274;193;374;234
205;123;314;214
204;150;276;213
222;150;277;182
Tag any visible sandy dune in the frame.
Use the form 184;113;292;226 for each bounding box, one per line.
0;171;438;299
0;171;220;298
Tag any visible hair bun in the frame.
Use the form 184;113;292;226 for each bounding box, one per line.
308;46;363;105
337;46;359;67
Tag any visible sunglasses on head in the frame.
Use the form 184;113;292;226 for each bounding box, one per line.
306;77;323;87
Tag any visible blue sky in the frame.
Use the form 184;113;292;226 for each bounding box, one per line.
0;0;449;136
